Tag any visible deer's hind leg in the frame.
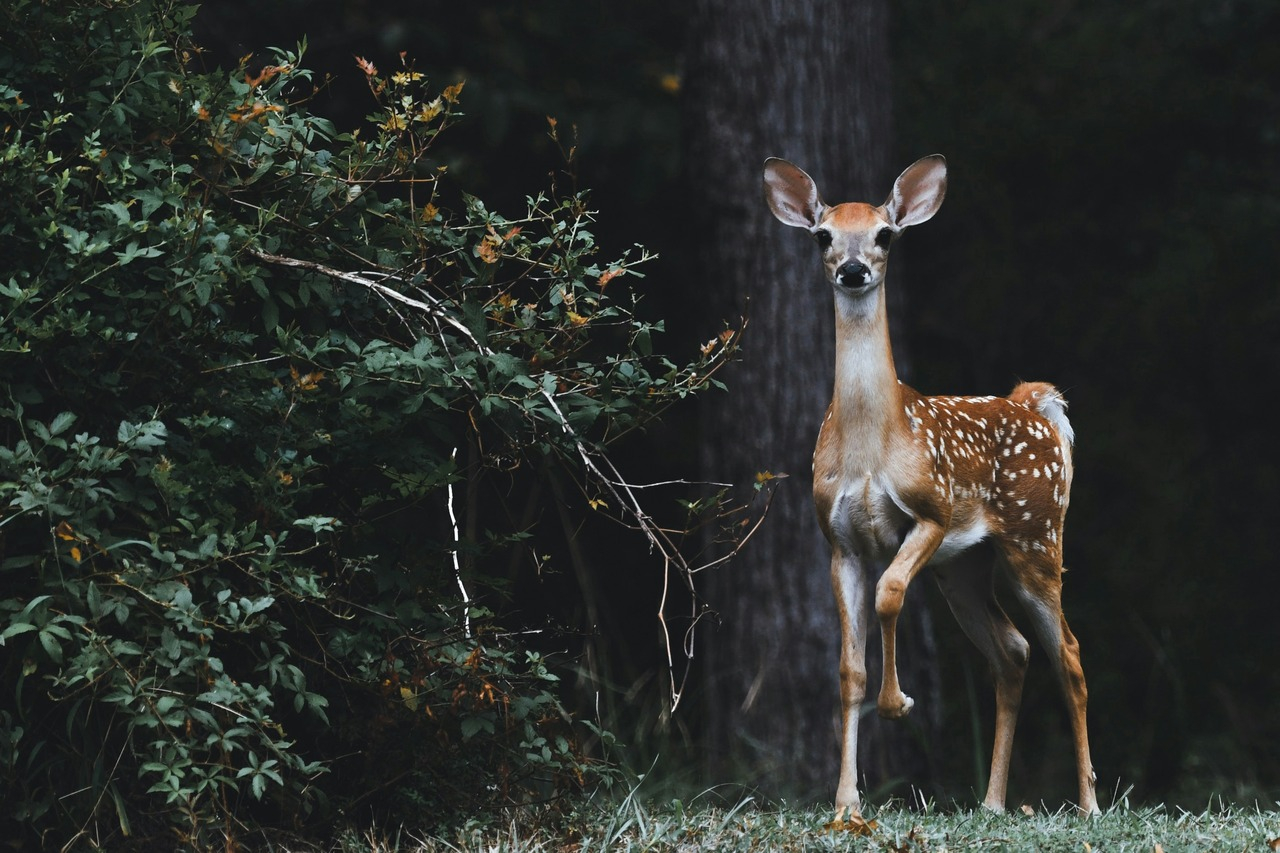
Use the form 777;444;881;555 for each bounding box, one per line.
933;554;1030;812
999;545;1100;816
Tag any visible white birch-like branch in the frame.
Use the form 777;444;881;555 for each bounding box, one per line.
247;248;770;710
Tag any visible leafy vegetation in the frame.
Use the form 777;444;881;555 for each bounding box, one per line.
0;0;744;847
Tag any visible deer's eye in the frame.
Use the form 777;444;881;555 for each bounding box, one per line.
875;227;894;249
814;229;833;250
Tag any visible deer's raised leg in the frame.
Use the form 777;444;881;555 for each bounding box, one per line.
874;520;944;719
1003;549;1100;816
831;549;869;820
933;558;1031;812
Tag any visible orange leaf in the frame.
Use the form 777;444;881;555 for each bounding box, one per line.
597;268;623;289
55;520;78;541
823;815;877;836
244;65;281;89
69;546;82;562
476;237;500;265
354;55;377;77
290;365;324;391
442;80;466;104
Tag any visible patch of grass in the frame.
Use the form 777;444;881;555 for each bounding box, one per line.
329;791;1280;852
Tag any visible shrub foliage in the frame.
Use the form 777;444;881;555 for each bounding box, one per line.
0;1;740;846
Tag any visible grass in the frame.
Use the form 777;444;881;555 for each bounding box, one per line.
333;792;1280;852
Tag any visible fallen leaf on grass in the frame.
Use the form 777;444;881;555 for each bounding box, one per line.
1266;837;1279;851
823;815;877;836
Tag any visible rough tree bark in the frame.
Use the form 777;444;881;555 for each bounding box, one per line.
682;0;942;801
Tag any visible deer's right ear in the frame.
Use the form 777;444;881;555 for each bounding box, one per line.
763;158;825;229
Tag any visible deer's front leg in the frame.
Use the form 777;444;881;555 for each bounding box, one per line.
875;520;944;719
831;548;869;820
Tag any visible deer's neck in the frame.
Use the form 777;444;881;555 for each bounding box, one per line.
829;288;907;463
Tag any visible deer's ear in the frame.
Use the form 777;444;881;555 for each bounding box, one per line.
886;154;946;228
763;158;826;229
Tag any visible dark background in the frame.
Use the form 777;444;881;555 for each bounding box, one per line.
192;0;1280;810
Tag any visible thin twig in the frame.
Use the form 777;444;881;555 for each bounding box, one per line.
245;247;761;710
447;447;471;639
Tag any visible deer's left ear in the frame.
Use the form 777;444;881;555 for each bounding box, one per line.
885;155;947;228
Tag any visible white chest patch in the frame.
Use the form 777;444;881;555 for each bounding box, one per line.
827;474;909;558
826;474;992;565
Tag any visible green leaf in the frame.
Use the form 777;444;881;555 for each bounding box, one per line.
48;411;76;436
460;714;494;740
0;622;37;643
38;630;63;664
117;420;167;449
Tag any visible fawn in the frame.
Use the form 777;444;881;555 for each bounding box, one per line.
762;154;1098;820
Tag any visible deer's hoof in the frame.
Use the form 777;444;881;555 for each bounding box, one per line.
877;691;914;719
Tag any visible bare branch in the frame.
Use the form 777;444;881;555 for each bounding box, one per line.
245;246;762;711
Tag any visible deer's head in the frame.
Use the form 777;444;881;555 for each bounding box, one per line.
763;155;947;295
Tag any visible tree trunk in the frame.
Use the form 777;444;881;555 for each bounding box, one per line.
682;0;941;803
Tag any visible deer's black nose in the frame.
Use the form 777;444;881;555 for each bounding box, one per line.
836;261;869;287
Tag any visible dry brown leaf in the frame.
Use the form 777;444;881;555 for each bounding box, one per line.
476;236;501;264
822;815;877;836
442;80;466;104
597;267;623;289
1267;837;1280;851
1020;804;1035;816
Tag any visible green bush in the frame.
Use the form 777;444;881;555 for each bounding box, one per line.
0;1;738;846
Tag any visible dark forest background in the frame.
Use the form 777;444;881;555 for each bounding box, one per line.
191;0;1280;811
